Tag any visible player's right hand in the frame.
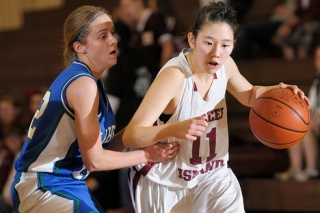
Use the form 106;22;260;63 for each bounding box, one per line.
172;115;208;141
143;142;179;162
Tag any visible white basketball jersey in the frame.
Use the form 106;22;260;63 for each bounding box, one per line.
133;49;229;189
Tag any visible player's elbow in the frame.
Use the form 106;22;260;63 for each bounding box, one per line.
122;129;134;147
84;160;99;172
122;128;142;148
82;155;104;172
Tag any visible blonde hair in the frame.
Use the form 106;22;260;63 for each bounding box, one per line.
63;5;108;67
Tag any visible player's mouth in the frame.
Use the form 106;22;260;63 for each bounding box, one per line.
208;61;218;69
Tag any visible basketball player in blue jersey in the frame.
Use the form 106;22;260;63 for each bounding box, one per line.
123;1;310;212
10;6;179;213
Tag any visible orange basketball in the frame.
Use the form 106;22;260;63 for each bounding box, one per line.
249;88;310;149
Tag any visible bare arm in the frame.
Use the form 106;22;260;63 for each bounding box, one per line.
226;57;263;107
123;67;208;148
67;77;178;171
226;57;309;106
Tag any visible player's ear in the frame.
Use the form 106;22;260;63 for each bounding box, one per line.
73;42;86;54
187;32;195;49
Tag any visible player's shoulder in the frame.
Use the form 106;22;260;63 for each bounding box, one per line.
224;56;237;69
225;56;240;79
161;52;189;73
158;66;185;82
69;76;97;94
66;76;99;113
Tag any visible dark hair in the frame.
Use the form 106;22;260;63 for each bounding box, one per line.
63;6;109;67
190;1;239;39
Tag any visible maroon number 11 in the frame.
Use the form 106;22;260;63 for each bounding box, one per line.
189;127;217;165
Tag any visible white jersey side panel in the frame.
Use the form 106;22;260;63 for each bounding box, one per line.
28;113;76;173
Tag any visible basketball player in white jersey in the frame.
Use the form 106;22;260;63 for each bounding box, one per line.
123;1;310;212
11;6;178;213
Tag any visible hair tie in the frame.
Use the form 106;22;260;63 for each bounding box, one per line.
77;11;104;42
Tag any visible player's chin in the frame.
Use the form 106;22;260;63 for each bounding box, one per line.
108;57;117;66
207;66;219;74
109;53;117;59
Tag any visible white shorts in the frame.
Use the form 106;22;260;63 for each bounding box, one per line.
129;167;245;213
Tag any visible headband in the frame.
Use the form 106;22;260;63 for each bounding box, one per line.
77;11;104;42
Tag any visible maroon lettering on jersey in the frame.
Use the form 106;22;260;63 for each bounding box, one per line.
206;107;224;122
178;159;225;181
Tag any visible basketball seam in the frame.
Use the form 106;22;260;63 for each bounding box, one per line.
250;126;303;148
251;107;307;133
257;97;309;125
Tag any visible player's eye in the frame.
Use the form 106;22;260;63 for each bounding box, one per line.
99;34;106;39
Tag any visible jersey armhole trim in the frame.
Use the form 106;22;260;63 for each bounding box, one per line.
61;73;96;119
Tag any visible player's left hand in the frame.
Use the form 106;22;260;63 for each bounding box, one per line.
279;82;310;107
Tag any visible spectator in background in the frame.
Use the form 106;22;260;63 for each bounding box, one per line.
232;0;295;60
106;5;145;131
151;0;188;56
0;158;17;213
0;125;24;213
19;87;47;130
106;0;176;131
0;95;23;137
272;0;320;60
0;88;45;213
119;0;175;80
0;128;23;193
275;45;320;181
23;87;46;117
0;95;24;187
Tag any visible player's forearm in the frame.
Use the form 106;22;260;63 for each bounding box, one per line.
102;149;148;170
246;85;279;107
254;85;282;99
123;124;171;148
86;149;148;171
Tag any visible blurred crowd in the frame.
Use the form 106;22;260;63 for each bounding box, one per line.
232;0;320;60
0;87;46;213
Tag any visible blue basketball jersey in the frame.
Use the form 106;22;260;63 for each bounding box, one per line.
14;60;116;180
